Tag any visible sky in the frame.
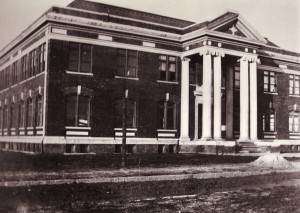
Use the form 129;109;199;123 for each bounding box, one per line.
0;0;299;53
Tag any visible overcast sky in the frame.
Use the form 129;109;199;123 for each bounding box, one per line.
0;0;299;53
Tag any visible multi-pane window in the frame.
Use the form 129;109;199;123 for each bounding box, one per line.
263;104;276;132
117;49;138;77
157;101;177;129
264;71;277;93
289;75;300;95
66;95;91;127
36;96;43;127
68;43;92;73
234;70;240;89
114;99;136;128
19;101;25;128
159;55;177;82
37;43;46;74
27;98;33;128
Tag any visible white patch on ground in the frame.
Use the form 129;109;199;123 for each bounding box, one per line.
249;154;295;169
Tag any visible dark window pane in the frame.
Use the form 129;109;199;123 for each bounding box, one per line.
78;96;90;127
114;99;123;127
127;67;136;77
27;100;33;127
167;103;175;129
158;103;164;129
36;97;43;127
126;100;136;128
66;96;77;126
81;62;91;73
69;43;79;71
160;70;166;80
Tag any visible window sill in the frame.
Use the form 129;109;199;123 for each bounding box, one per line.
157;129;177;132
66;70;93;76
289;133;300;135
114;128;137;131
264;92;278;95
65;126;91;130
115;76;139;81
289;95;300;98
157;80;179;84
264;131;277;134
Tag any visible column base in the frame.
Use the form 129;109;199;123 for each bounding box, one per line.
200;137;213;141
179;137;191;144
213;137;224;141
237;138;251;143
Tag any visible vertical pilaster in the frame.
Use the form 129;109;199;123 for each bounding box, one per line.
180;57;190;142
201;51;212;139
250;60;258;140
239;57;249;141
213;54;222;140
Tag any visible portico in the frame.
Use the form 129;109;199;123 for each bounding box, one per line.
179;43;259;144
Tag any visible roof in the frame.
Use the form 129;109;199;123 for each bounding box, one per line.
67;0;195;28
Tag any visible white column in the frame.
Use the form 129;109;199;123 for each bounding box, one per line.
201;52;212;139
250;60;258;140
213;54;222;140
180;57;190;142
239;57;250;141
194;100;199;140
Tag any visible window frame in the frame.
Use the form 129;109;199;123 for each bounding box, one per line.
36;95;44;127
116;49;138;78
158;55;177;82
289;74;300;95
264;71;277;93
289;107;300;133
27;98;34;128
234;69;240;89
114;98;137;128
66;94;91;127
68;42;92;74
19;101;25;128
157;100;177;130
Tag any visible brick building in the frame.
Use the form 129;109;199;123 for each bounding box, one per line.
0;0;300;154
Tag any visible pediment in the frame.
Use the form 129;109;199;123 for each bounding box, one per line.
209;12;267;43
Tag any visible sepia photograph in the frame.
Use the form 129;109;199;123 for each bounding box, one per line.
0;0;300;212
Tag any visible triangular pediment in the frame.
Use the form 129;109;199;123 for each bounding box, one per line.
208;12;267;43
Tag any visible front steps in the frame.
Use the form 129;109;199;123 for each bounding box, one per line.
236;142;270;154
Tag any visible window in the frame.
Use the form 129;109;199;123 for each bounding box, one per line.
114;99;136;128
21;55;27;81
289;105;300;133
157;101;177;129
117;49;138;77
27;98;33;127
10;103;17;129
234;69;240;89
289;75;300;95
36;96;43;127
189;62;203;85
68;43;92;73
264;71;277;93
3;105;8;129
19;101;25;128
37;43;46;74
0;107;2;131
66;95;91;127
263;103;276;132
159;55;177;82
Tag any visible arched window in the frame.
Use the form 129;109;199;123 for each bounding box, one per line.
289;104;300;133
27;98;33;127
36;95;43;127
19;101;25;128
114;99;136;128
10;103;16;129
66;94;91;127
157;100;177;130
263;102;276;132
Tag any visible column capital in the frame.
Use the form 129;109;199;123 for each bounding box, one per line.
199;48;225;57
181;57;191;62
240;55;258;63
